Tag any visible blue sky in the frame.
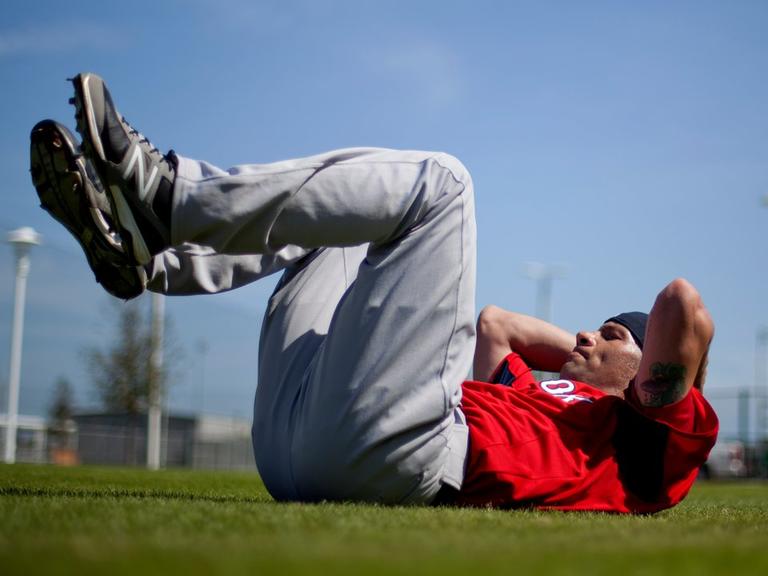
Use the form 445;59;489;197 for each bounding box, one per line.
1;0;767;437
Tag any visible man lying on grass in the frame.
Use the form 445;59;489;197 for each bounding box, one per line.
30;72;718;513
455;294;716;511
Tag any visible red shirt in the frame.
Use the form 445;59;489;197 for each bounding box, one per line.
457;353;719;513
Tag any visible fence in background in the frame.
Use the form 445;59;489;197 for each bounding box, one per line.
0;412;255;471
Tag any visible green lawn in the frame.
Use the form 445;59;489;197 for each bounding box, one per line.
2;464;767;575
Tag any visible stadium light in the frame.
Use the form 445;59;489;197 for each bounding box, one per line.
146;292;165;470
4;227;41;464
756;327;768;443
524;262;567;323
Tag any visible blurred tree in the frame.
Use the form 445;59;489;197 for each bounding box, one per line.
84;299;182;414
47;376;78;463
48;376;75;424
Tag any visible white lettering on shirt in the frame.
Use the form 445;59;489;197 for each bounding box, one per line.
539;380;593;404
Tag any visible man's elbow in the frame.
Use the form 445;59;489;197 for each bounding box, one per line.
476;305;505;339
655;278;714;347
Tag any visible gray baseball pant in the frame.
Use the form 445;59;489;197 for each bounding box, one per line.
147;148;475;504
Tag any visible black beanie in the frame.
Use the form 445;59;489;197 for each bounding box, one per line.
604;312;648;349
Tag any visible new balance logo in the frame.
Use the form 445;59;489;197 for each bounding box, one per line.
122;144;158;201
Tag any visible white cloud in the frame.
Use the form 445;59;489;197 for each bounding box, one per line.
0;22;124;57
362;40;465;107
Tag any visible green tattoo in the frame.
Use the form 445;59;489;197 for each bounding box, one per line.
639;362;688;407
651;362;686;383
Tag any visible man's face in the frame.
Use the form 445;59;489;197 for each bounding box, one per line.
559;321;642;396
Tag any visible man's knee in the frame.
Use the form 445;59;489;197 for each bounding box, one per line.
432;152;473;194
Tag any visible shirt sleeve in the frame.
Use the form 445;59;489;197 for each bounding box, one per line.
488;352;538;388
617;385;719;510
626;384;719;435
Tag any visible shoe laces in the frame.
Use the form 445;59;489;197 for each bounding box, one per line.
123;116;170;166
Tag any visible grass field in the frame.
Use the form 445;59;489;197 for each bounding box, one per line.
2;464;767;575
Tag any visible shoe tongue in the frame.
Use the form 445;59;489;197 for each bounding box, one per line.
84;162;112;214
103;92;130;161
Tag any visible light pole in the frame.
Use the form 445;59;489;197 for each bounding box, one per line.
4;227;41;464
756;326;768;443
524;262;567;381
524;262;567;323
146;292;165;470
197;339;208;415
759;196;768;475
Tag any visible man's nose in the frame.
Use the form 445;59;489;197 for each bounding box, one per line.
576;331;596;346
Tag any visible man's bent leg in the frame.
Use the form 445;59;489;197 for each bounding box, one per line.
172;148;461;255
146;241;368;500
171;149;475;504
288;156;476;504
254;246;367;500
146;242;310;295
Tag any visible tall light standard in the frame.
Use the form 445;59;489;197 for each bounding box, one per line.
760;195;768;476
146;292;165;470
196;339;209;414
524;262;567;382
524;262;567;323
4;227;41;464
757;326;768;443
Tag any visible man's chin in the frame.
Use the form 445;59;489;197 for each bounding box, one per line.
559;362;586;383
559;361;575;378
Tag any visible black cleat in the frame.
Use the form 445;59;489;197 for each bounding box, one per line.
30;119;147;300
70;72;174;266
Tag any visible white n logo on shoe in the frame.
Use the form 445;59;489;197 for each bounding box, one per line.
122;144;158;201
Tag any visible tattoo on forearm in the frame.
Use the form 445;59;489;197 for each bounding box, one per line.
638;362;688;407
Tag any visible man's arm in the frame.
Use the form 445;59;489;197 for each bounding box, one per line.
635;278;714;407
473;305;575;381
